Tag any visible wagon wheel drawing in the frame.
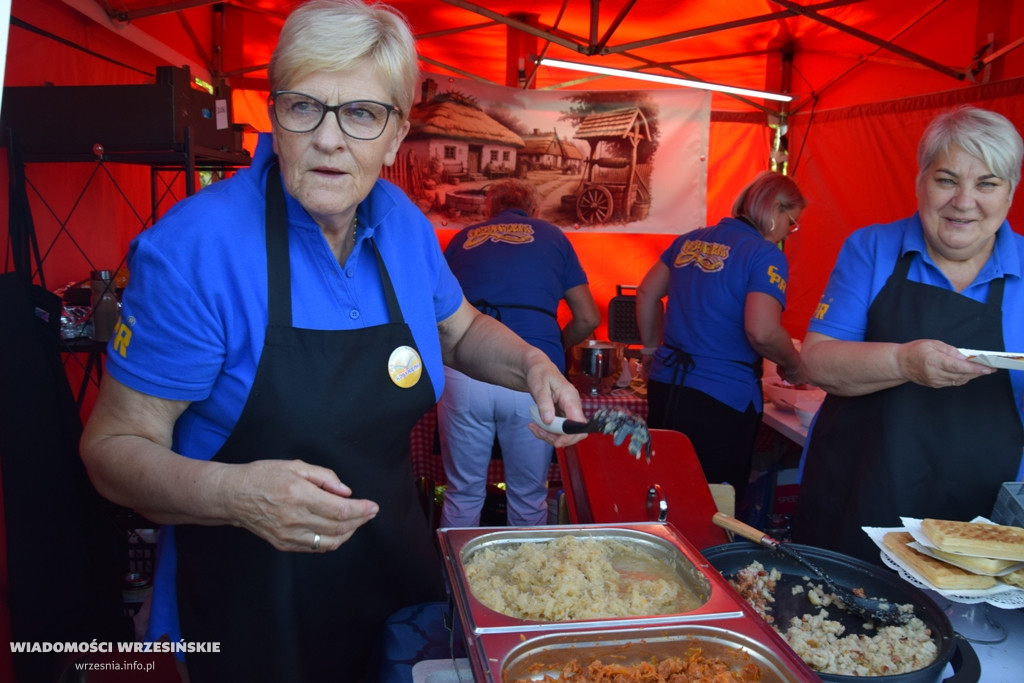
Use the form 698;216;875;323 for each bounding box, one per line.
576;185;614;224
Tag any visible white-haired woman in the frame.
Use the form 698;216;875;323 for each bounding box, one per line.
793;106;1024;564
79;1;585;680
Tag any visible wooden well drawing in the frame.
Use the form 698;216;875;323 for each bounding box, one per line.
564;107;652;224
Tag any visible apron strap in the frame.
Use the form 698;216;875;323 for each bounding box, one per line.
372;240;405;324
469;298;558;322
892;250;1007;314
265;165;292;327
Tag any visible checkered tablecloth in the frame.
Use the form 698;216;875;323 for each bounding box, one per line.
409;388;648;486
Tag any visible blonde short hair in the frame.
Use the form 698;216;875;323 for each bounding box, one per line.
268;0;419;116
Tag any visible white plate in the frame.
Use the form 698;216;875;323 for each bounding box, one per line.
958;348;1024;371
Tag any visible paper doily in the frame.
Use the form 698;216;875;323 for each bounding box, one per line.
864;526;1024;609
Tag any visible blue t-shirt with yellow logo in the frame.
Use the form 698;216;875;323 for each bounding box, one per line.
444;208;588;373
648;216;789;411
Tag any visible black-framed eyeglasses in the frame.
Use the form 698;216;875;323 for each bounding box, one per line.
269;91;400;139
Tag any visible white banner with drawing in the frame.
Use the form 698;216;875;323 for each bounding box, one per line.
384;73;711;234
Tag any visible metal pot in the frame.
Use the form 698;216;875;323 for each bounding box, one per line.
700;541;980;683
569;340;624;380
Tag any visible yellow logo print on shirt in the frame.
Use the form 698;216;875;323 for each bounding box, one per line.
767;265;787;293
111;318;132;358
674;239;730;272
463;223;535;249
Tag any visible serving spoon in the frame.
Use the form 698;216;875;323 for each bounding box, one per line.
529;404;652;462
712;512;911;625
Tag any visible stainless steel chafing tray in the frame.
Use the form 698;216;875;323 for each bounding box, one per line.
442;523;723;631
502;624;813;682
437;523;819;682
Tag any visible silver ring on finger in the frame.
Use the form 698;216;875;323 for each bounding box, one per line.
312;532;321;551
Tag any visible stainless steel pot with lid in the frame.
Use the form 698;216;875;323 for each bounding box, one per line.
569;340;624;394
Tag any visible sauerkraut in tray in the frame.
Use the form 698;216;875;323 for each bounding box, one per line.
464;535;701;620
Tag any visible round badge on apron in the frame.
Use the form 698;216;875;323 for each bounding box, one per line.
388;344;423;388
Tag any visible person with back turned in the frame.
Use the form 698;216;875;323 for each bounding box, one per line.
438;179;600;528
636;171;808;503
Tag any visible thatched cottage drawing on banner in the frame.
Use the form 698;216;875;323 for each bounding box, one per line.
405;79;525;185
520;129;585;174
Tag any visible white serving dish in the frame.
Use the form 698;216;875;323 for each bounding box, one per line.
958;348;1024;371
763;379;825;411
793;396;824;427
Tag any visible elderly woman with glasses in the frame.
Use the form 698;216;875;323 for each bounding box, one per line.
793;106;1024;565
636;171;807;505
79;1;586;680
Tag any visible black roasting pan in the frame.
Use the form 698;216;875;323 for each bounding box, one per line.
701;541;980;683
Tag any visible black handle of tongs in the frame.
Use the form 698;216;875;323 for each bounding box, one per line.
555;418;592;434
529;404;594;435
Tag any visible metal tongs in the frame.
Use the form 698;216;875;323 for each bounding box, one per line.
712;513;911;626
529;404;652;462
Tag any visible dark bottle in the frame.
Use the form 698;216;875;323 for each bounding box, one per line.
90;269;120;343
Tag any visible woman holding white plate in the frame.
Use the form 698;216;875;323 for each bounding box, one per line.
793;106;1024;565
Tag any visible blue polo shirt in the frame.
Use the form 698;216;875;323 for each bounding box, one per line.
444;208;588;372
647;217;790;412
105;133;463;645
108;134;463;461
807;212;1024;431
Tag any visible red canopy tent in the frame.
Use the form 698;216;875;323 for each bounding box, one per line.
4;0;1023;335
1;2;1023;679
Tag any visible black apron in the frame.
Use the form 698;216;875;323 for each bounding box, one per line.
175;168;444;682
794;253;1023;564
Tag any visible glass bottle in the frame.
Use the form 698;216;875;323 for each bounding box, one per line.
90;269;120;343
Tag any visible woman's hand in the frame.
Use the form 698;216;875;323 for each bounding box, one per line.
81;378;377;553
896;339;997;389
801;333;996;395
777;362;809;387
216;459;378;553
639;353;654;381
524;352;588;448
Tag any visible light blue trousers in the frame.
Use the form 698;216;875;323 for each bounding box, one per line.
437;367;553;527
